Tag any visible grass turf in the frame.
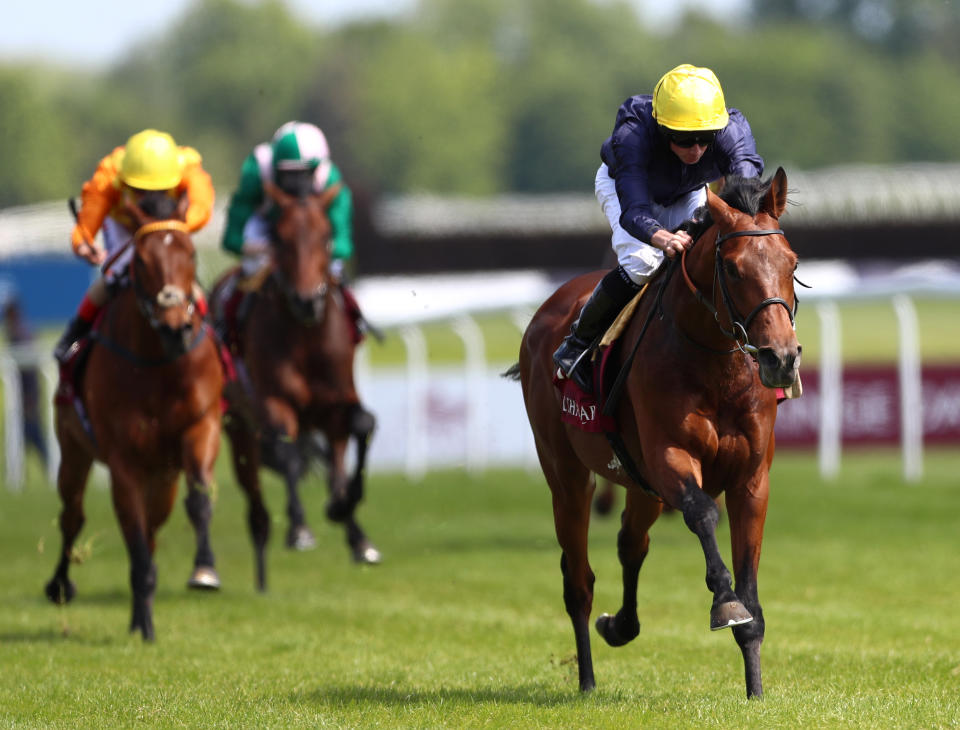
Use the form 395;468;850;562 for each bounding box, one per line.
1;450;958;728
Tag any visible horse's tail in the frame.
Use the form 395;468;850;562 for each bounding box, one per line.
501;362;521;381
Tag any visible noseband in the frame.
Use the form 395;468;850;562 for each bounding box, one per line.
680;228;796;355
130;221;197;330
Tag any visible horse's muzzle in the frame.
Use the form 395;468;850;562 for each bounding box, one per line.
291;292;326;324
157;321;195;358
756;344;802;389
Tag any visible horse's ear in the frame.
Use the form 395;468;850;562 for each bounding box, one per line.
706;186;738;229
761;167;788;219
319;183;341;211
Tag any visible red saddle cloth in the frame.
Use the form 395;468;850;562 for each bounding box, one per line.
552;344;619;433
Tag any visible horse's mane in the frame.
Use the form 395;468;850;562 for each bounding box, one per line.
681;174;774;242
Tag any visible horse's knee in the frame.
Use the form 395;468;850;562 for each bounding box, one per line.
184;487;212;525
680;481;720;534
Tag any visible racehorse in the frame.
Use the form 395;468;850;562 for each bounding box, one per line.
45;196;223;640
213;181;379;592
509;168;800;698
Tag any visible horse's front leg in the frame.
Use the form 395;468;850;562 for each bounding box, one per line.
657;449;753;631
261;399;314;551
108;462;156;641
726;471;770;699
325;429;381;565
678;473;754;630
182;413;222;590
345;402;376;509
595;486;662;648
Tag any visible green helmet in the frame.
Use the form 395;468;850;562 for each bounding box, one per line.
271;121;330;171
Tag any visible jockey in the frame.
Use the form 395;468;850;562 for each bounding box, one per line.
219;121;370;341
53;129;215;363
554;64;765;390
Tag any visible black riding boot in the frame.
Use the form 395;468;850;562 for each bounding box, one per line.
553;279;629;392
53;316;93;364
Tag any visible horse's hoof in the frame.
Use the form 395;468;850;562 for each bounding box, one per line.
595;612;639;647
186;566;221;591
44;578;75;605
352;543;382;565
710;600;753;631
286;526;316;551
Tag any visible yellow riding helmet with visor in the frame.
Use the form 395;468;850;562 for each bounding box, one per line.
119;129;183;190
652;64;729;146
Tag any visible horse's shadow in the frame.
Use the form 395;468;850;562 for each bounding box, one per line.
294;683;594;708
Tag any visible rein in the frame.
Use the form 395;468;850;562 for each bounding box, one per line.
89;309;209;368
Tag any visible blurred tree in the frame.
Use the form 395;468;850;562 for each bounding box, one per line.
3;0;960;206
0;68;76;206
750;0;960;56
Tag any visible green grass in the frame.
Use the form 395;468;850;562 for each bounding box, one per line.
2;451;959;728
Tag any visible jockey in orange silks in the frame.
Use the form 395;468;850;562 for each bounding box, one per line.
54;129;215;363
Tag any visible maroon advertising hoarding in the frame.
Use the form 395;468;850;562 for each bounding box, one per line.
775;365;960;447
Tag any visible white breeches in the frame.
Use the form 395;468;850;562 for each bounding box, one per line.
595;163;706;286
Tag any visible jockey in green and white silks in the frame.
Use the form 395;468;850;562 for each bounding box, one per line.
222;121;354;280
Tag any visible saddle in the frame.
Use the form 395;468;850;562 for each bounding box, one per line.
555;284;802;437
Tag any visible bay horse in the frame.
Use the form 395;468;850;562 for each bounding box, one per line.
510;168;800;698
45;197;223;640
213;181;379;592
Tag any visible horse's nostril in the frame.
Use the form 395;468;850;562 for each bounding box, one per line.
757;348;781;371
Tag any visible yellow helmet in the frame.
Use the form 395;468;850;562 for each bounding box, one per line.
119;129;182;190
652;64;729;132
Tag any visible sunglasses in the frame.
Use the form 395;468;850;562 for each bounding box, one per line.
667;131;717;148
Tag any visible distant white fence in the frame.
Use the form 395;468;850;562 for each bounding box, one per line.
2;265;959;489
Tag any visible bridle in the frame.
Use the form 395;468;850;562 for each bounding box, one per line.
680;227;799;355
130;220;197;330
90;220;206;367
269;200;331;325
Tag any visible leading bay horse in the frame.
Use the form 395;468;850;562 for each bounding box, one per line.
45;198;223;640
510;168;800;698
213;181;379;592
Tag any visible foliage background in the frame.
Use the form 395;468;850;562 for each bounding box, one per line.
3;0;960;206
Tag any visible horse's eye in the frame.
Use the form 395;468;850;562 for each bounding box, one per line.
724;259;741;280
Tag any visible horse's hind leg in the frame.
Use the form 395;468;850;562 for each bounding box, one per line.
45;429;93;605
595;487;662;648
224;411;271;591
182;415;222;590
543;454;597;692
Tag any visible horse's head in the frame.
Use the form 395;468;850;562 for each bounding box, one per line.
126;194;200;357
691;167;801;389
264;180;338;325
